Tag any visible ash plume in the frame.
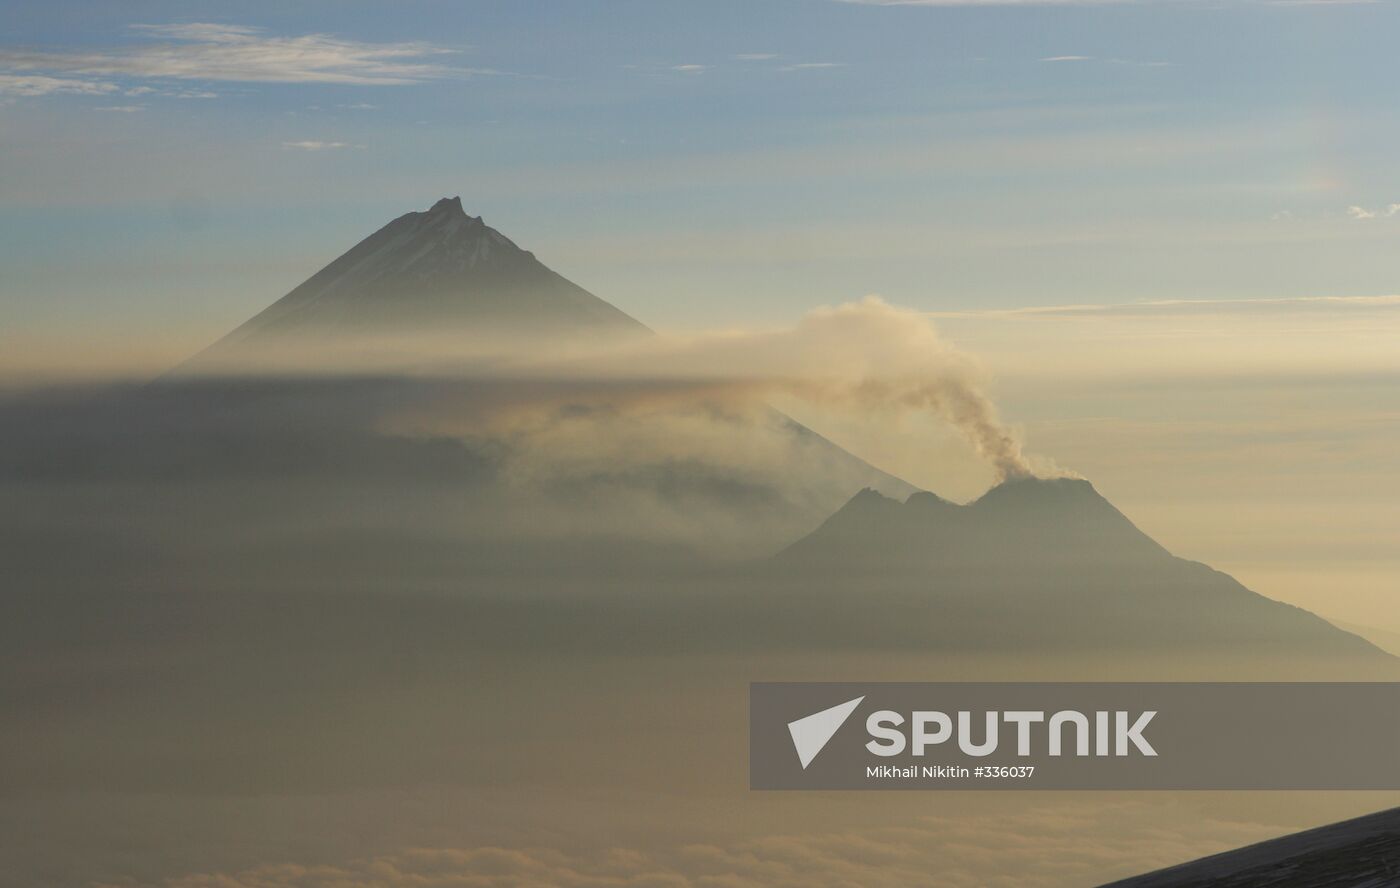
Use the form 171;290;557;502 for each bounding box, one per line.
379;296;1040;482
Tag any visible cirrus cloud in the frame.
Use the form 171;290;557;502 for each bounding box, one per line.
0;22;486;88
281;140;355;151
0;73;120;96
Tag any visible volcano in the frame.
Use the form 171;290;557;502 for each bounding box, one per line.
199;196;647;362
780;476;1168;567
158;197;914;557
761;477;1385;656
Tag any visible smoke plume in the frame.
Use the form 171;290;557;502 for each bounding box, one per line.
508;296;1036;481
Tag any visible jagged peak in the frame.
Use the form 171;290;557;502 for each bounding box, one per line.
904;490;953;509
427;195;466;217
844;487;899;509
820;487;901;525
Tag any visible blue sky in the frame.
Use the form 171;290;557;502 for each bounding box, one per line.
3;0;1399;338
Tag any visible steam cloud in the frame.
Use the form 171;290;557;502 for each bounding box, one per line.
503;296;1036;481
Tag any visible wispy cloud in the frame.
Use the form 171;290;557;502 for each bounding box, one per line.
930;293;1400;319
1275;203;1400;222
1346;203;1400;220
281;140;354;151
1040;55;1173;67
838;0;1123;6
124;83;218;98
94;104;145;112
645;59;843;76
840;0;1363;5
0;73;119;96
0;22;482;88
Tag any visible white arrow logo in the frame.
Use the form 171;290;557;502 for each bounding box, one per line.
787;696;865;769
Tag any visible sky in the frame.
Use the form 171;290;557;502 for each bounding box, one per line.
3;0;1400;339
2;0;1398;634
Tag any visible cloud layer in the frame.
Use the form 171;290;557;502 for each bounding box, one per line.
188;297;1037;482
104;802;1283;888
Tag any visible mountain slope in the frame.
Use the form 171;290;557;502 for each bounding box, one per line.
767;478;1385;656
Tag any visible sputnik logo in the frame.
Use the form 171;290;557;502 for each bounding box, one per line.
787;696;865;769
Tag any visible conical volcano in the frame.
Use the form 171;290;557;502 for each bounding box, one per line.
204;196;647;358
